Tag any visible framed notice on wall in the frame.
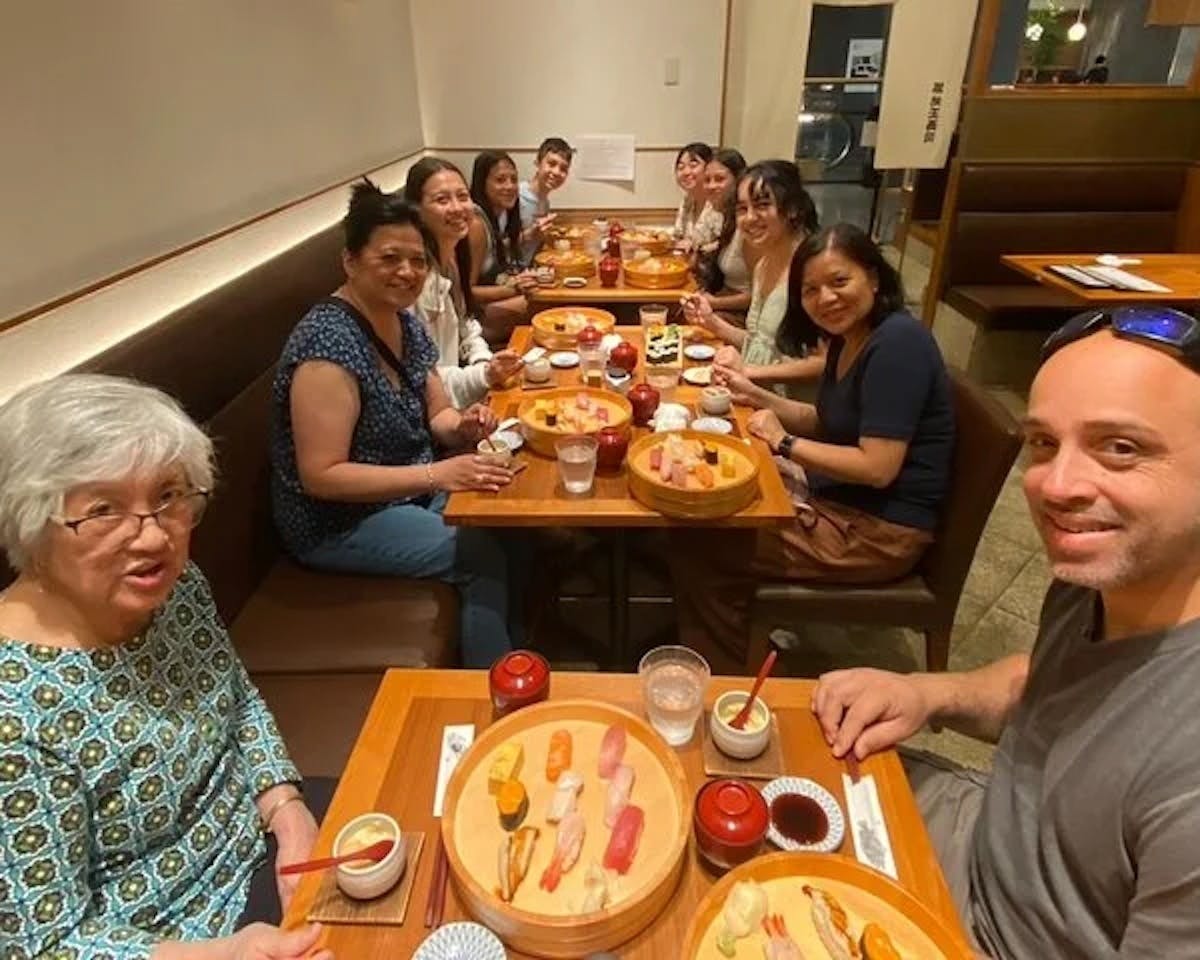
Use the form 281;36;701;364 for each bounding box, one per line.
573;134;636;182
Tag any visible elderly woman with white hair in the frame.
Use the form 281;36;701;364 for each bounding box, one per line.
0;375;332;960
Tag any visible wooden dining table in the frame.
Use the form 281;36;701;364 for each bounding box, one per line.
528;274;697;307
1002;253;1200;304
283;669;974;958
444;325;795;665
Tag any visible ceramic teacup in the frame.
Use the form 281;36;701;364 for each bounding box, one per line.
700;385;733;416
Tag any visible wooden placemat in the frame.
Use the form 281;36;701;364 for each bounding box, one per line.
701;712;786;780
307;831;426;925
520;377;558;391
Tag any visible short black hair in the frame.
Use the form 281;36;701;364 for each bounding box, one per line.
739;160;820;236
676;142;714;166
777;222;905;356
1095;55;1107;64
342;178;431;255
537;137;573;164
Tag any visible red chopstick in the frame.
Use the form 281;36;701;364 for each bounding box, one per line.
845;751;862;784
424;834;449;928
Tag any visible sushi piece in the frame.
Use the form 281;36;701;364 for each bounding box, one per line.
714;881;768;957
546;729;573;783
703;443;719;465
497;826;540;903
546;411;558;427
602;805;644;875
649;447;663;471
762;914;805;960
804;885;857;960
487;742;524;795
546;769;584;823
861;923;903;960
720;453;736;479
575;392;591;410
598;724;627;779
496;778;528;831
579;862;610;913
554;320;566;332
597;407;609;423
658;447;673;482
695;463;715;489
669;462;688;489
539;811;586;892
604;764;635;827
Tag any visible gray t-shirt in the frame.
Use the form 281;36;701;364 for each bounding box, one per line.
970;581;1200;958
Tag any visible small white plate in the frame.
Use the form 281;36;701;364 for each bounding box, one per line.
489;428;524;451
684;343;716;361
761;776;845;854
563;276;588;288
682;366;713;386
692;416;733;435
413;921;506;960
550;351;580;369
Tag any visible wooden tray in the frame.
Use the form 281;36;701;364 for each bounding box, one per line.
441;699;690;958
623;255;690;290
620;230;673;255
627;430;759;519
532;307;617;351
518;387;633;459
535;249;597;280
544;225;596;251
683;852;971;960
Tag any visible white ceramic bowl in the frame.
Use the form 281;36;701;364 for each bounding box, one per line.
333;812;406;900
476;437;513;468
413;921;507;960
710;690;772;759
550;351;579;369
489;428;524;452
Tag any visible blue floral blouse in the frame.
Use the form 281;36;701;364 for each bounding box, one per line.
270;297;440;556
0;564;299;959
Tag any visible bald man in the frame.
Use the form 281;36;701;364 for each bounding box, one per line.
811;309;1200;959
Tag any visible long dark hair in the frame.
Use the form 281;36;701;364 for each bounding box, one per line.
403;157;478;320
698;148;747;294
342;178;433;255
777;223;905;357
738;160;819;238
675;142;714;167
470;150;521;274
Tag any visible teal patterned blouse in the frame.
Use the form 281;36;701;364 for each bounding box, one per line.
0;564;300;959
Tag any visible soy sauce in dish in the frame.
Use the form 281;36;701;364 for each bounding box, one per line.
770;793;828;845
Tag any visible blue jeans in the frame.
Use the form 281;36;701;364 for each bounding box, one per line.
299;494;518;668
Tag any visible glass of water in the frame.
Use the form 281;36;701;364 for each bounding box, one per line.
639;303;669;335
638;645;710;746
555;435;599;495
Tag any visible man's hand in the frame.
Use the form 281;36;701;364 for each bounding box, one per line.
811;668;934;760
747;409;786;451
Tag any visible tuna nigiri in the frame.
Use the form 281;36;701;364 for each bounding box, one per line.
604;763;636;827
602;804;644;875
598;724;626;779
539;811;586;892
546;769;584;823
546;729;573;783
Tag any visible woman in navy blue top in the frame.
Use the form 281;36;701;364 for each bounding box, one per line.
672;223;955;671
271;181;518;667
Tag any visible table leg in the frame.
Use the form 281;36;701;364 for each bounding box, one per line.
608;529;631;670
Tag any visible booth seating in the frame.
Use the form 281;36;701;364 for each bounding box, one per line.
36;223;457;775
749;368;1022;673
942;162;1187;331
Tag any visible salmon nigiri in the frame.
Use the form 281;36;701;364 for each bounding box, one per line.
539;811;586;892
602;804;644;875
546;729;573;783
598;724;626;779
604;763;635;827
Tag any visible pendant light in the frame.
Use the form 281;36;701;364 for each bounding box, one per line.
1068;5;1088;42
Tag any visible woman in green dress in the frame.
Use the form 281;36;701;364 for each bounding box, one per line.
0;375;330;960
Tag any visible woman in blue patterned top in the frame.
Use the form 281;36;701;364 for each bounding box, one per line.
270;182;519;668
0;375;331;960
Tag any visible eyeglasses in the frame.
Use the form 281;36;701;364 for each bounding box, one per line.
1041;306;1200;370
57;488;210;544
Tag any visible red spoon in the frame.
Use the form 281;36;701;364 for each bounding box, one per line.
730;649;778;730
278;839;394;876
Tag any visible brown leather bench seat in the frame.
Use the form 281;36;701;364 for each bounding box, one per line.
943;163;1186;331
63;222;458;775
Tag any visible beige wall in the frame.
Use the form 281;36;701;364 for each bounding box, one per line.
409;0;725;208
0;0;423;321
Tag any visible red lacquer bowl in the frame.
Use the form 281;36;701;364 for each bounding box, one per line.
693;778;769;870
489;650;551;716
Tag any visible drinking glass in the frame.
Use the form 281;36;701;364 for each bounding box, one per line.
578;343;606;387
639;303;669;335
555;436;599;495
638;645;710;746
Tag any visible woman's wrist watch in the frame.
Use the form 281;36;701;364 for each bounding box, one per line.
774;434;797;459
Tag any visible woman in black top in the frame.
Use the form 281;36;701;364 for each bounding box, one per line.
672;224;956;671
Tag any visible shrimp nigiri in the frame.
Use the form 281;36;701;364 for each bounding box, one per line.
546;729;573;783
604;763;635;827
762;914;805;960
546;769;584;824
539;811;586;892
598;724;626;779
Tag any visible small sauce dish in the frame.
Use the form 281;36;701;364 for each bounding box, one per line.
333;813;406;900
710;690;772;760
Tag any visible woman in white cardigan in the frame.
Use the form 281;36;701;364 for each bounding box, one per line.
406;158;523;407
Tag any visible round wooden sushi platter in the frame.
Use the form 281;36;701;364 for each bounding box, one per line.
534;248;597;280
627;430;759;519
622;254;690;290
683;852;970;960
531;307;617;351
441;699;690;958
619;229;673;255
517;387;633;458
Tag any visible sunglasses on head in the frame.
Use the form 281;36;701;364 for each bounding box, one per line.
1041;306;1200;370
